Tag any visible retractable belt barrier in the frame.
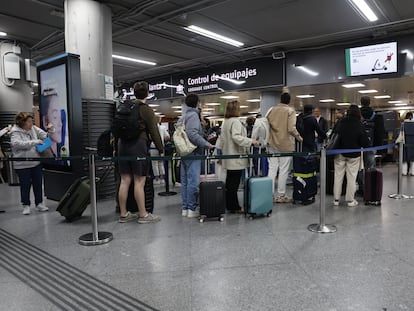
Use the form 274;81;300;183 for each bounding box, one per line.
2;142;412;242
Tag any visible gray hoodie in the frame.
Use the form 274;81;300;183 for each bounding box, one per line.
182;107;210;155
10;125;48;169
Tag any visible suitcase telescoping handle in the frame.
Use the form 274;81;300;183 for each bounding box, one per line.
249;145;263;177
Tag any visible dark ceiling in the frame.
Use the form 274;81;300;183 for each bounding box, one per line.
2;0;414;116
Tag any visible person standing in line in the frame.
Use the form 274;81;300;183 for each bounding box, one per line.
297;104;327;152
333;105;370;207
10;112;51;215
267;92;303;203
402;112;414;176
149;116;170;185
216;101;259;213
313;107;329;151
331;109;344;133
180;93;214;218
117;81;163;224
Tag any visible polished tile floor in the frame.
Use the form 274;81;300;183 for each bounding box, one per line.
1;163;414;311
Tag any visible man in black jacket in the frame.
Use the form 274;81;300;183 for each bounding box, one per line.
298;105;327;152
313;107;329;151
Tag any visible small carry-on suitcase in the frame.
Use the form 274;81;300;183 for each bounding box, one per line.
199;156;226;223
292;143;317;205
126;174;155;213
244;149;273;218
364;168;383;205
56;177;90;222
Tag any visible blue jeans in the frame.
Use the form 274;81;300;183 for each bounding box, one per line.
180;159;201;211
15;164;43;206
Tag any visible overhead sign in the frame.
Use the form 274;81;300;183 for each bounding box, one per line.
345;42;397;76
170;59;284;97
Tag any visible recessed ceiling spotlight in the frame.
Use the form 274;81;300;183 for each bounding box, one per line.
319;99;335;103
388;100;403;104
205;102;221;106
374;95;391;99
171;105;181;109
342;83;365;88
248;111;259;114
148;104;159;107
184;25;244;47
220;95;239;99
394;103;408;106
337;103;351;106
358;89;378;94
296;95;315;98
240;105;248;108
246;99;260;102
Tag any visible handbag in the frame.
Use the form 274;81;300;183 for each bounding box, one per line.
326;132;340;150
173;123;197;156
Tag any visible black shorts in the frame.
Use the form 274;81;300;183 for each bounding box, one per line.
117;138;149;176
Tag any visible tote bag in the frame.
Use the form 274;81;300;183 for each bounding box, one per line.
173;123;197;156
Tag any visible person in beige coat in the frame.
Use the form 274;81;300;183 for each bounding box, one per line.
217;101;259;213
267;92;302;203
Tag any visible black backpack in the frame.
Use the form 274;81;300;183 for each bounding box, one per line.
111;100;145;141
362;112;376;146
97;130;113;157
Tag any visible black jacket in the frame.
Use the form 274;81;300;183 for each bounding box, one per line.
336;117;370;158
316;117;329;143
360;106;386;147
301;114;327;152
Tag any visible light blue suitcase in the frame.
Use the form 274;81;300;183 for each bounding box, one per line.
244;175;273;218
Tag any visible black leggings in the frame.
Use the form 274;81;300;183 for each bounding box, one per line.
225;169;243;211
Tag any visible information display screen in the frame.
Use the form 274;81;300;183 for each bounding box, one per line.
345;42;397;76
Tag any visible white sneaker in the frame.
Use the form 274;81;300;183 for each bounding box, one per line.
35;203;49;212
333;200;339;206
154;179;161;185
347;199;359;207
187;209;200;218
22;205;31;215
181;209;188;217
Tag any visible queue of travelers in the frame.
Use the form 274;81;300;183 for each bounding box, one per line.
5;85;410;221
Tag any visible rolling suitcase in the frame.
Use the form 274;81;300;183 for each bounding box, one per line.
364;168;383;205
126;174;155;213
56;177;90;222
199;156;226;223
292;143;317;205
244;149;273;218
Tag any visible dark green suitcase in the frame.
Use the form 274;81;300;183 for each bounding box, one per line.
56;177;90;222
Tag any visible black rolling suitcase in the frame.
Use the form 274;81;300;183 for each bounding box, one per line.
292;143;317;205
56;177;90;222
126;174;155;213
363;168;383;205
199;156;225;222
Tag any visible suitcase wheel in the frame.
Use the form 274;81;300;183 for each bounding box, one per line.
266;211;272;217
219;216;224;222
199;216;205;223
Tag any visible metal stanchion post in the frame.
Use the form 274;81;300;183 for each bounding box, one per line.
389;142;412;199
308;146;337;233
158;159;177;196
79;154;113;246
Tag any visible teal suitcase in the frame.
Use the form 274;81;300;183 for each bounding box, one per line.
244;176;273;218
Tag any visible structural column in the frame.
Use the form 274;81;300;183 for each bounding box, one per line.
260;91;280;115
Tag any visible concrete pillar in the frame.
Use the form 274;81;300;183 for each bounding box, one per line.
260;91;280;115
0;42;33;114
64;0;113;100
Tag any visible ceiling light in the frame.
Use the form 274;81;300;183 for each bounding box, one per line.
203;108;215;111
319;99;335;103
184;25;244;47
296;95;315;98
374;95;391;99
248;111;259;114
112;54;156;66
337;103;351;106
358;89;378;94
171;105;181;109
295;65;319;76
350;0;378;22
148;104;159;107
174;110;182;113
342;83;365;88
247;99;260;102
394;103;408;106
206;102;221;106
220;95;239;99
240;105;248;108
0;31;7;36
402;49;414;60
388;100;402;104
154;112;161;115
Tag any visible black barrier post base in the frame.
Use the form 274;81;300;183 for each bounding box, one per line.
79;232;113;246
388;194;413;199
308;224;337;233
158;160;177;197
